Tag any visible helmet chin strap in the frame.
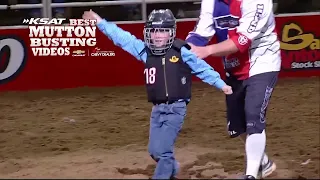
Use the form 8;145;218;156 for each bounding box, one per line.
151;49;167;56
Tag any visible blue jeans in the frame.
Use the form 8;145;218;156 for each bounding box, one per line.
148;101;187;179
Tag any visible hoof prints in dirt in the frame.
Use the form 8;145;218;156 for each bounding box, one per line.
116;164;155;177
116;151;302;179
181;152;244;179
0;78;318;179
115;152;244;179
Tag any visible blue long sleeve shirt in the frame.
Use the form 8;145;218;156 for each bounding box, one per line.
96;19;226;90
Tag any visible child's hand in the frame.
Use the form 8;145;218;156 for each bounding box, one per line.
222;85;233;95
82;9;102;24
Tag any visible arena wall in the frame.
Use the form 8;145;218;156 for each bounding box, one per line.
0;14;319;92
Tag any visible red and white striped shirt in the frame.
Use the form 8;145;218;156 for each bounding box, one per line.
227;0;281;80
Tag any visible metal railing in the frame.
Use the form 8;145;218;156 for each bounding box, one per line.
0;0;200;21
0;0;319;30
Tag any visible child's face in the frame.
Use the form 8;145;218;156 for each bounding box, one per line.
143;27;176;55
150;30;170;47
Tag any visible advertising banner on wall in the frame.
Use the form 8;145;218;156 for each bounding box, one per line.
0;14;319;91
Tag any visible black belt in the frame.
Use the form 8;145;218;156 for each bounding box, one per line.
152;100;188;105
152;100;176;105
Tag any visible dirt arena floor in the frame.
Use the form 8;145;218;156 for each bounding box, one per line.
0;77;319;179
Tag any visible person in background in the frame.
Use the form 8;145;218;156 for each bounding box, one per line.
186;0;279;179
28;0;65;18
119;0;141;20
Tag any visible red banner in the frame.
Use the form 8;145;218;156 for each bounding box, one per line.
0;14;319;92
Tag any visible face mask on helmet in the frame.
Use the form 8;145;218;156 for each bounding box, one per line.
143;9;177;56
143;27;176;56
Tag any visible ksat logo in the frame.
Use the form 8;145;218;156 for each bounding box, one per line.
90;47;115;57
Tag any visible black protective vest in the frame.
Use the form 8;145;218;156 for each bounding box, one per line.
143;39;192;103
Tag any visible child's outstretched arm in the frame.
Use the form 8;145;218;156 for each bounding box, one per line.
82;10;147;62
181;47;233;95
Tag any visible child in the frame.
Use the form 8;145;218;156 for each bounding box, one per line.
82;9;232;179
